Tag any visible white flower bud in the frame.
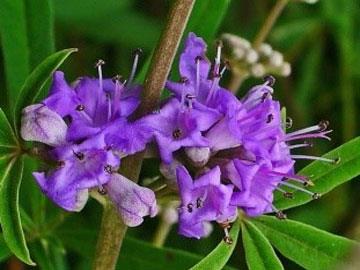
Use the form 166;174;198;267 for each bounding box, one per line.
269;51;284;67
185;147;210;167
245;49;259;64
259;43;273;57
250;63;266;77
280;62;292;76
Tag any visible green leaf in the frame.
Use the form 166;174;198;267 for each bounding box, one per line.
241;220;283;270
185;0;231;43
252;216;357;270
25;0;55;68
0;234;11;262
0;156;34;265
12;48;78;132
275;137;360;210
0;108;18;148
31;238;68;270
190;220;240;270
0;0;30;107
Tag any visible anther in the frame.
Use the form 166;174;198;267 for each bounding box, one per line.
185;94;196;100
172;129;182;139
284;192;294;199
112;74;122;83
98;186;107;195
261;92;269;103
195;55;203;63
57;160;65;168
76;104;85;111
73;151;84;160
187;203;194;213
104;165;113;174
285;117;293;129
180;77;189;83
263;75;276;86
196;198;203;208
223;236;233;245
318;120;329;131
333;157;341;165
303;179;314;187
312;193;321;200
95;59;105;68
275;211;287;220
266;114;274;123
128;48;143;85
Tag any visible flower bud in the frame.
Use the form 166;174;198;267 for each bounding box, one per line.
159;159;183;187
21;104;67;146
107;173;158;227
185;146;210;167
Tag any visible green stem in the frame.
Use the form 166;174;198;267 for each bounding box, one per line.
152;218;173;247
92;202;127;270
92;1;195;269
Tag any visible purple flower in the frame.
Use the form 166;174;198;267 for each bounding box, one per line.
166;33;239;114
176;166;236;239
106;173;157;227
21;104;68;146
143;98;220;163
33;136;120;211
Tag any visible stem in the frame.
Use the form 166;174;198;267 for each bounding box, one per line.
228;0;289;92
92;202;127;270
152;218;173;247
92;1;195;269
252;0;289;49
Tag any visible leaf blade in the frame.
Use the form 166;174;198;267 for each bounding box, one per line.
190;220;240;270
252;216;357;270
242;220;283;270
12;48;78;132
0;156;34;265
275;137;360;210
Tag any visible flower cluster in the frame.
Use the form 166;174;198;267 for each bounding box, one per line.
21;33;334;238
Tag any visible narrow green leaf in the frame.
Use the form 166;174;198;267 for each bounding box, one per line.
0;157;34;265
252;216;357;270
242;220;283;270
185;0;231;43
25;0;55;68
0;0;30;107
12;48;78;132
190;220;240;270
275;137;360;210
0;234;11;262
0;108;18;148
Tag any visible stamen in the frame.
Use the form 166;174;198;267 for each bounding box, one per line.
291;154;337;164
285;117;293;129
285;130;332;142
263;75;276;86
223;227;233;245
187;203;194;213
180;77;188;110
286;121;330;138
57;160;65;168
280;181;321;199
73;150;84;161
112;75;123;116
272;205;287;219
288;141;313;149
215;40;223;66
275;186;294;199
95;59;105;93
98;186;107;195
205;74;221;104
195;56;202;97
104;165;113;174
106;92;112;122
76;104;93;123
185;94;195;109
220;60;230;77
196;197;203;208
172;129;182;139
128;48;143;86
269;170;310;185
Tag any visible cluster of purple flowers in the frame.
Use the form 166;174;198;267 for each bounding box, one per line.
21;33;334;238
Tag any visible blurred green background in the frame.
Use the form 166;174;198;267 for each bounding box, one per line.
0;0;359;269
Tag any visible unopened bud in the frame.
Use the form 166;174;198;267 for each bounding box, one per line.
185;147;210;167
